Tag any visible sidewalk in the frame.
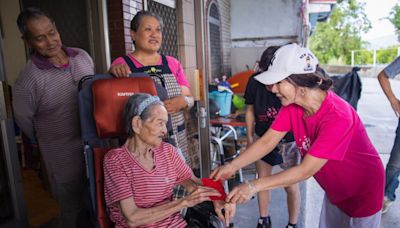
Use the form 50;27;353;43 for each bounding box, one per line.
231;77;400;228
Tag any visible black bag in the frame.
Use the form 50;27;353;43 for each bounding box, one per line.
184;201;225;228
209;99;220;119
330;67;362;110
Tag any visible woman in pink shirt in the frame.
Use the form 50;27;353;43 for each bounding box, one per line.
211;44;384;228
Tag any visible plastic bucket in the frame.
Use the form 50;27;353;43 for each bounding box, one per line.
211;91;232;116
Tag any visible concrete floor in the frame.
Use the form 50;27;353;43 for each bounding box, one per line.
232;77;400;228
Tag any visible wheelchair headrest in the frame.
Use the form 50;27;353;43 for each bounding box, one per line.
78;73;158;140
92;77;157;138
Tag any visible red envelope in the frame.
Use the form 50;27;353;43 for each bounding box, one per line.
201;178;226;201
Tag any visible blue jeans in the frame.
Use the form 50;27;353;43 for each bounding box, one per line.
385;118;400;201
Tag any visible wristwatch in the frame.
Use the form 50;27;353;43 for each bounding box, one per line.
184;96;194;108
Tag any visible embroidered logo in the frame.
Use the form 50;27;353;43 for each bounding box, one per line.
144;67;162;74
117;92;135;96
258;107;278;122
266;107;278;119
300;53;315;72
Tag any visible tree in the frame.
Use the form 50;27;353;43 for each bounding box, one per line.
388;3;400;41
309;0;371;65
376;46;399;64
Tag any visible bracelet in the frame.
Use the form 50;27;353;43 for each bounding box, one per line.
228;162;240;171
245;180;257;194
184;96;194;108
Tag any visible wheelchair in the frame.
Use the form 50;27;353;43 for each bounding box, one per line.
78;73;225;228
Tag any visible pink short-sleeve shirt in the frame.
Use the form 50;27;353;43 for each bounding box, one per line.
271;91;384;217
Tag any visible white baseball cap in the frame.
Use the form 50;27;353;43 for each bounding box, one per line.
255;43;319;85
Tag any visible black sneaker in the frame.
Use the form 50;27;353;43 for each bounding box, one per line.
256;217;271;228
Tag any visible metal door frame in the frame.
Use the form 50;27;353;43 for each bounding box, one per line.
86;0;111;72
0;23;28;228
194;0;212;177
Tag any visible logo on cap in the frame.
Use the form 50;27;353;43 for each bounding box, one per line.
301;53;315;72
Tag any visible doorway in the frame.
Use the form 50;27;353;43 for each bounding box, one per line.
0;23;28;228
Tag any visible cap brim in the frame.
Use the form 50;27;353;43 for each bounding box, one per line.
254;70;290;85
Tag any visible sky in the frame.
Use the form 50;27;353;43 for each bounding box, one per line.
360;0;398;41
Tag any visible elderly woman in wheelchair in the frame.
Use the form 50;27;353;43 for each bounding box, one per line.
103;93;235;227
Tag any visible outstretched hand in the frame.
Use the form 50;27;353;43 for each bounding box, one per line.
209;163;238;181
213;200;236;227
226;181;257;204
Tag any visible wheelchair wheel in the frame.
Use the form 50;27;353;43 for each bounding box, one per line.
209;215;226;228
184;201;226;228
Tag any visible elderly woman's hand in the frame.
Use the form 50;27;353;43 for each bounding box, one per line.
209;163;238;181
182;186;221;208
163;95;187;113
226;181;257;204
109;63;132;78
213;200;236;227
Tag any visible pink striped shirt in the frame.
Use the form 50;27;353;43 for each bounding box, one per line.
103;142;192;228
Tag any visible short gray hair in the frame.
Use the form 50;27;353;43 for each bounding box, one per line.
123;93;164;137
17;7;55;39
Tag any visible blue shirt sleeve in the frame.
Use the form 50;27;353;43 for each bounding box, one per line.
384;56;400;79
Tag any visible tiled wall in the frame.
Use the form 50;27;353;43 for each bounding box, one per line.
177;0;197;76
107;0;142;61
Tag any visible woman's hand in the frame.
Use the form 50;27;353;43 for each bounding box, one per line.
226;181;257;204
163;95;187;113
182;186;221;208
209;163;238;181
109;63;131;78
213;200;236;227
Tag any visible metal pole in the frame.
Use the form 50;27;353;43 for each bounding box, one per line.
194;0;212;178
351;50;354;66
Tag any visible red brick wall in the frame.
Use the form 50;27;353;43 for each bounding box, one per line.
108;0;143;61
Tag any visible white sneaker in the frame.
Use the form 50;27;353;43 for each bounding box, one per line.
382;196;393;214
